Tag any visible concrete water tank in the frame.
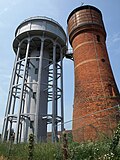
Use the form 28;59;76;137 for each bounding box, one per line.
2;16;67;143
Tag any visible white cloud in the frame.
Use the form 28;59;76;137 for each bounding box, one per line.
112;32;120;43
0;0;22;16
107;32;120;50
0;7;8;15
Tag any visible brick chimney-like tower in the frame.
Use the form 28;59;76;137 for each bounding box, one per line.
67;5;120;142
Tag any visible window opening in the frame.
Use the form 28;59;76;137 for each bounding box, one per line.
35;68;38;74
108;84;116;97
36;58;39;61
101;58;105;62
97;35;100;42
33;92;36;99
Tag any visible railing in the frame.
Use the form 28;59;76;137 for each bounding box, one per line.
65;49;73;60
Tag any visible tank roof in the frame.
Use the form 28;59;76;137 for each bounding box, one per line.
67;5;102;23
22;16;60;26
15;16;64;36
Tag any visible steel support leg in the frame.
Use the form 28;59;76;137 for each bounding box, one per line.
2;43;21;141
34;39;44;142
52;44;57;142
60;50;64;132
14;39;30;143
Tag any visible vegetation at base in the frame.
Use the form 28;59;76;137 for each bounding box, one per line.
0;123;120;160
0;138;120;160
28;134;34;160
110;121;120;153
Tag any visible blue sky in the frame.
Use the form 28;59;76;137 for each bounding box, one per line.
0;0;120;132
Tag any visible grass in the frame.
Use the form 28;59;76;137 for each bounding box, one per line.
0;142;28;160
0;138;120;160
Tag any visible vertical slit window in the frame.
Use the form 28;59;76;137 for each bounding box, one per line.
35;68;38;74
33;92;36;99
97;35;100;42
108;84;116;97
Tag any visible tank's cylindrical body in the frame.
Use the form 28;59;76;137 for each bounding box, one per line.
2;16;67;143
67;5;120;142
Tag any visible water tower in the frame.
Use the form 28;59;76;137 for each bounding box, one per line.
67;5;120;142
2;16;67;143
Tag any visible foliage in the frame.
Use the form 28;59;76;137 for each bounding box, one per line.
0;137;120;160
109;122;120;153
28;134;34;160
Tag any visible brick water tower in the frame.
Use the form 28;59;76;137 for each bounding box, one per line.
67;5;120;142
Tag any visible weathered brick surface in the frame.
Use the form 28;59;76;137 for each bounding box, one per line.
67;6;120;142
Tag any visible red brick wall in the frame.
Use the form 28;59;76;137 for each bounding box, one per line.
67;6;120;142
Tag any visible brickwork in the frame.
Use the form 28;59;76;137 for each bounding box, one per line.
67;5;120;142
